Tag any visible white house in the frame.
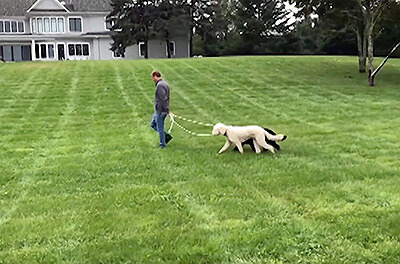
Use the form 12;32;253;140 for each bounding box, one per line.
0;0;190;61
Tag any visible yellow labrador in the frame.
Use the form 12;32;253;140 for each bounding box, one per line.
212;123;286;154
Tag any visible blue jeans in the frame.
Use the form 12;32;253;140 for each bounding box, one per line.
150;112;167;147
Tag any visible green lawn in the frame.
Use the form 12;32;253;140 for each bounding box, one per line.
0;56;399;263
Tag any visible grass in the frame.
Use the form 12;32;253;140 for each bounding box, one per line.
0;56;399;263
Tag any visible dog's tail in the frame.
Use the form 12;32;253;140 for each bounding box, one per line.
264;130;287;142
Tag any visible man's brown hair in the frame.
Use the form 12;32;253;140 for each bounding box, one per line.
151;70;161;78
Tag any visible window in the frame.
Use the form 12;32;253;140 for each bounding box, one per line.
139;42;146;57
48;44;55;59
5;21;10;32
18;22;24;33
83;44;89;56
67;44;89;57
44;18;50;32
69;18;82;32
37;18;43;33
105;18;114;30
35;44;40;58
11;21;17;33
51;18;57;32
68;44;75;56
57;18;64;33
0;20;25;33
40;44;47;59
112;50;122;58
34;43;56;59
32;19;36;33
76;44;82;56
166;41;175;56
32;17;64;33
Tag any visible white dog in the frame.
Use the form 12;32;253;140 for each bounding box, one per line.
212;123;286;154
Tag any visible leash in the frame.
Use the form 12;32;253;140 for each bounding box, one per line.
168;112;213;137
170;113;214;127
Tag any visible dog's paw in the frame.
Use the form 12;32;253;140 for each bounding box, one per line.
282;135;287;141
269;148;276;154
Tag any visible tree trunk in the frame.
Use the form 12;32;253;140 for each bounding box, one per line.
189;5;194;57
369;41;400;86
356;28;366;73
367;25;374;75
166;40;171;58
362;33;367;71
368;69;375;86
189;30;193;57
366;22;375;85
145;41;149;59
145;26;149;59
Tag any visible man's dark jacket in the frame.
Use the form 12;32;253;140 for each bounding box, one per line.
154;79;170;113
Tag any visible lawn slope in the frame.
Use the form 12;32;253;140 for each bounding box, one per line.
0;56;399;263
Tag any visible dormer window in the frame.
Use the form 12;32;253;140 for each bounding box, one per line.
69;18;82;32
31;17;64;34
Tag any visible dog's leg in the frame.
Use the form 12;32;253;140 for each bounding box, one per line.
264;130;287;142
253;139;262;154
218;139;231;154
233;141;244;154
256;135;275;153
247;139;256;152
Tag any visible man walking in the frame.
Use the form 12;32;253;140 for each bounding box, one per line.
150;70;172;148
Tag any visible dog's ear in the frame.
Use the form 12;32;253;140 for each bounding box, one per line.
218;125;227;135
212;123;226;136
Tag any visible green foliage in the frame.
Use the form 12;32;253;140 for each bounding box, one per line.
152;1;189;58
1;57;400;263
109;0;157;58
230;0;290;54
109;0;189;58
109;0;224;58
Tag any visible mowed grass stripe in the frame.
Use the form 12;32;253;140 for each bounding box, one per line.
0;66;46;128
110;61;156;148
120;61;154;106
0;63;70;231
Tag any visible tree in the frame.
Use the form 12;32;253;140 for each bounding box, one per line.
152;1;190;58
231;0;290;54
109;0;223;58
367;0;400;85
185;0;227;56
289;0;368;71
290;0;398;76
356;0;389;78
368;40;400;85
108;0;157;58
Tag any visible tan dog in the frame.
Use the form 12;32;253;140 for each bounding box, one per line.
212;123;286;154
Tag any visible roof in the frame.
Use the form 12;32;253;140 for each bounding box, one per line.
0;0;112;16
